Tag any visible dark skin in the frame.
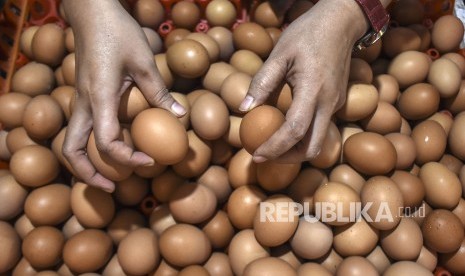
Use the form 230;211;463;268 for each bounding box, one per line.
63;0;390;192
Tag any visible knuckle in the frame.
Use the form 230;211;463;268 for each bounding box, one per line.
149;87;172;107
287;121;306;141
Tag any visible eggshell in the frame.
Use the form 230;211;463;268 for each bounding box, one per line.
22;226;64;269
220;72;252;113
202;62;236;94
319;248;343;274
134;161;167;178
50;86;74;121
336;83;378;122
271;244;301;269
415;246;437;272
0;131;11;161
297;263;332;276
431;15;464;53
329;164;364;194
343;132;397;175
132;108;188;165
227;185;266;229
266;27;282;46
152;259;180;276
70;182;115;228
352;39;383;63
411;120;447;165
366;246;391;274
171;1;200;30
191;93;229;140
336;256;379;276
257;161;301;192
173;130;212;178
24;183;71;226
205;0;237;28
333;217;379;256
408;24;431;51
440;239;465;275
31;23;65;67
243;257;295;276
22;95;64;140
63;229;113;274
118;86;150;123
11;62;55;96
107;209;145;245
102;255;125;276
233;22;273;58
288;168;328;208
422;209;464;253
380;217;423;260
228;229;270;275
427;58;461;98
0;221;21;273
159;224;211;267
268;83;293;114
207;27;235;60
371;58;390;75
204;252;234;276
14;214;35;239
382;27;421;58
361;176;404;230
290;217;333;259
114;174;149;206
64;27;74;52
201;210;235;249
349;58;373;83
0;174;28;220
166;40;210;78
388;51;431;88
390;170;425;208
419;162;462;209
61;216;84;239
397;83;440;120
360;101;402;134
61;53;75;86
151;169;185;203
227;148;257;188
198;165;231;203
309;121;341;168
224;115;242;148
211;138;233;165
449;112;465;160
253;1;284;28
9;145;59;187
149;204;176;236
452;198;465;227
169;182;217;224
12;258;37;276
0;92;31;130
439;154;463;175
132;0;164;28
20;26;39;59
385;133;416;170
154;54;174;88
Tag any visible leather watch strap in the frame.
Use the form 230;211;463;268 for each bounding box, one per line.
353;0;390;32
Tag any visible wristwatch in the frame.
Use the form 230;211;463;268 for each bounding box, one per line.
353;0;390;51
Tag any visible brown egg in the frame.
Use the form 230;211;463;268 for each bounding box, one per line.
178;265;209;276
166;40;210;78
408;24;431;52
371;58;390;76
240;105;285;154
422;209;464;253
191;93;230;140
398;83;440;121
205;0;237;28
440;239;465;275
63;229;113;274
339;124;364;156
114;174;148;206
134;161;167;178
151;259;180;276
211;138;233;165
400;117;412;135
0;92;31;129
319;248;343;274
160;224;211;267
385;133;416;170
220;72;252;113
333;217;379;257
411;120;446;165
336;83;378;122
298;263;332;276
0;221;21;273
201;210;234;249
382;27;421;58
11;62;55;96
228;229;270;275
15;214;35;239
24;183;71;226
349;58;373;84
380;217;423;260
10;145;59;187
228;148;257;188
0;174;28;220
148;205;175;237
253;1;284;28
117;228;160;275
70;182;115;228
290;218;333;259
271;244;301;269
390;0;424;25
186;89;211;106
201;62;236;94
207;27;235;60
61;53;75;86
227;185;266;229
449;112;465;160
169;182;217;224
142;27;162;54
233;22;273;58
151;169;185;203
153;54;174;88
309;121;341;168
49;127;74;175
22;95;63;140
253;195;298;247
12;258;38;276
366;246;391;274
186;32;220;62
257;161;301;192
288;168;328;208
20;26;39;59
64;27;74;52
22;226;64;269
86;129;134;181
443;53;465;78
132;108;188;165
197;165;231;203
344;132;397;175
204;252;234;276
54;66;65;86
31;23;65;67
313;182;361;226
61;215;84;239
453;198;465;227
171;1;200;30
388;51;431;89
329;164;364;194
361;102;402;134
361;176;404;230
0;130;11;161
132;0;164;28
432;15;464;53
287;0;313;22
107;209;145;245
50;86;74;121
419;162;462;209
415;246;437;272
173;130;212;177
353;38;383;63
243;257;295;276
336;256;379;276
118;86;150;124
266;27;282;46
390;170;425;208
440;154;463;175
102;255;125;276
267;83;292;114
428;58;461;98
164;28;191;49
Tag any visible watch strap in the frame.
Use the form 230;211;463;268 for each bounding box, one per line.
353;0;390;32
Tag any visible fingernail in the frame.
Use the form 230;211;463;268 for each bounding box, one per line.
239;96;254;112
253;155;268;163
171;102;187;117
102;185;115;193
143;160;155;167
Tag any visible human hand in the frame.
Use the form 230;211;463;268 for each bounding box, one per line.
239;0;370;163
62;0;185;192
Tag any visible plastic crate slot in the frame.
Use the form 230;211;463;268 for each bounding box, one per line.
32;1;45;16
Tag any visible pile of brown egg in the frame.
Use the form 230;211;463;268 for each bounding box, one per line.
1;0;465;275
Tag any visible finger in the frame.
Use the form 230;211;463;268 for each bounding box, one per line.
253;83;317;162
91;87;155;168
133;61;186;117
239;57;287;112
63;99;115;192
